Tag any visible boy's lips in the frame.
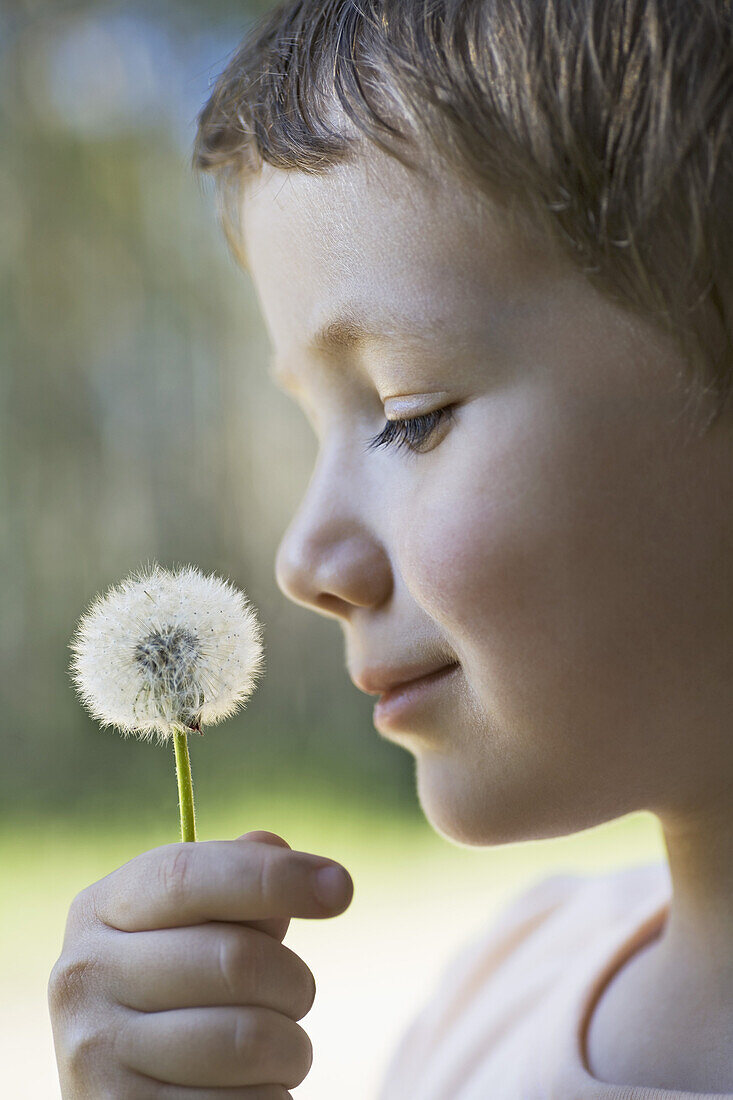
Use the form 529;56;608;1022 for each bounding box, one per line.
352;660;461;697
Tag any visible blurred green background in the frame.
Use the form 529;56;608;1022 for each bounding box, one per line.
0;0;405;822
0;2;666;1096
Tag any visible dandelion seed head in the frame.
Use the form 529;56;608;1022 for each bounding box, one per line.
69;563;265;744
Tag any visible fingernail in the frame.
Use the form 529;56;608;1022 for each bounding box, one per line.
312;864;350;908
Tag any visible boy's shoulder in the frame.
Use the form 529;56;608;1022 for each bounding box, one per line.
498;856;669;921
441;859;671;996
376;861;671;1098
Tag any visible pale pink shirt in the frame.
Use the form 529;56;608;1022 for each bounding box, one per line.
377;861;733;1099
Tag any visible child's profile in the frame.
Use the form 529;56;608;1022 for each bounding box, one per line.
49;0;733;1096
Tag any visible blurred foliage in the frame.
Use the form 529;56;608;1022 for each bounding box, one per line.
0;0;416;818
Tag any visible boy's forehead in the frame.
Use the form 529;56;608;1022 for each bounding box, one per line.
241;155;570;373
242;154;551;282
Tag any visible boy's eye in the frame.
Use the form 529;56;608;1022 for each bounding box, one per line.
364;404;456;456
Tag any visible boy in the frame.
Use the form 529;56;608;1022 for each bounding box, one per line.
49;0;733;1095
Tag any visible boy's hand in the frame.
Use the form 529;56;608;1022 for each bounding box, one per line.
48;831;353;1099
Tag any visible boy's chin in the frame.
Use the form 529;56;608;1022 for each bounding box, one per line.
414;754;531;848
414;753;617;848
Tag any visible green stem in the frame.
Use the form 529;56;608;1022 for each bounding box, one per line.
173;730;197;842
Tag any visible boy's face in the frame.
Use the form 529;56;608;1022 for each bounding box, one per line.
243;150;733;845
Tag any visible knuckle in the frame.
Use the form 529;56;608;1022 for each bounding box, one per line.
218;929;252;999
285;1022;313;1088
255;848;277;905
232;1009;262;1065
241;831;292;850
67;884;100;932
59;1020;112;1082
158;844;194;907
230;1010;312;1089
291;959;317;1020
48;954;98;1016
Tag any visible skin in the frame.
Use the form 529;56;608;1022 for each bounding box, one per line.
241;147;733;1092
49;832;354;1096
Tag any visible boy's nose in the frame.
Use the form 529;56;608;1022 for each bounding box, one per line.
275;512;393;619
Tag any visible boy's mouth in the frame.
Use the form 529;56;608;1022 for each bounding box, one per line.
352;660;461;697
371;662;463;729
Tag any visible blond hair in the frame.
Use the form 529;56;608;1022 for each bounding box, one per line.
192;0;733;422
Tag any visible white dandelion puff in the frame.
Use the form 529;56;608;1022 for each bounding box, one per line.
69;562;265;745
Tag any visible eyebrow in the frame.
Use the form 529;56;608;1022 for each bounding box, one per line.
269;310;452;390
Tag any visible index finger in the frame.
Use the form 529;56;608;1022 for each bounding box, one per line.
89;838;353;931
234;832;293;941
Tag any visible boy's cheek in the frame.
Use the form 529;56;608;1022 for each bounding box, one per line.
394;387;562;641
396;444;548;652
394;408;626;692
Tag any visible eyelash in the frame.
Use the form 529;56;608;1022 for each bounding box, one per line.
364;405;455;455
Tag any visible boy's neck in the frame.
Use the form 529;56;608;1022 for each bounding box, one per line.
586;809;733;1092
